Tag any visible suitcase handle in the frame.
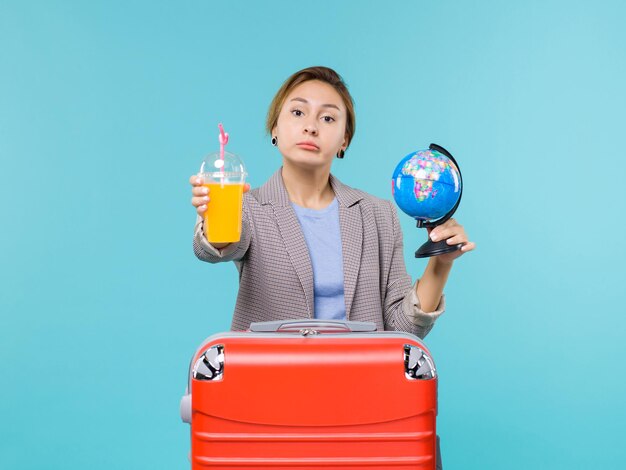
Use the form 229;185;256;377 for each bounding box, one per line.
249;320;377;334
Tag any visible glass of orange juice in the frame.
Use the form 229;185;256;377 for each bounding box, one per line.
198;150;247;243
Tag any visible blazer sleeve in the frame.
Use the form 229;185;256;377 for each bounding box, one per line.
382;201;445;339
192;197;252;263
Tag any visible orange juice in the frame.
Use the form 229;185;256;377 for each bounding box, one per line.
203;182;244;243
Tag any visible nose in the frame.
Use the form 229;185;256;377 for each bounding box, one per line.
303;121;318;136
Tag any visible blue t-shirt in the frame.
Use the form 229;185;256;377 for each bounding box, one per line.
291;198;346;320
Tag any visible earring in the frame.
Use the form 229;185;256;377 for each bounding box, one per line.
271;136;278;146
336;149;345;159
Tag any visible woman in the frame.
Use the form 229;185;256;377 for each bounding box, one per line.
189;66;475;338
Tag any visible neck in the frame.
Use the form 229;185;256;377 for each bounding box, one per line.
281;161;335;209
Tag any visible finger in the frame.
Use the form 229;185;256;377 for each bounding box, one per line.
196;205;207;216
431;219;464;238
439;218;458;229
243;183;251;193
446;234;467;245
192;196;210;207
460;241;476;252
192;186;210;197
430;226;464;242
189;175;204;186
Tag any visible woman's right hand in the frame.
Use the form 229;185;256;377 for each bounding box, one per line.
189;175;251;216
190;175;210;216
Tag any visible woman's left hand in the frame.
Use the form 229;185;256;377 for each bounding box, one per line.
426;218;476;264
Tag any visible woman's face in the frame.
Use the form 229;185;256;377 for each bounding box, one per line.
273;80;347;170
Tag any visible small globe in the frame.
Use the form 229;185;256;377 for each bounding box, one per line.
392;148;461;222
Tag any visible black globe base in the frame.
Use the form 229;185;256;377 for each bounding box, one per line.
415;239;463;258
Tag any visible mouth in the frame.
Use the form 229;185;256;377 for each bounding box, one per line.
296;142;320;151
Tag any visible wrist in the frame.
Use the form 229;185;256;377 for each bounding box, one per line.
430;256;454;272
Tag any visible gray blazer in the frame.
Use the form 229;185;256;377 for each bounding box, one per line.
193;168;445;338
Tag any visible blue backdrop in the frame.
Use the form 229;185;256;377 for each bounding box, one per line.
2;1;625;468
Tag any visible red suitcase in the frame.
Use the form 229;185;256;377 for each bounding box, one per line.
181;320;441;469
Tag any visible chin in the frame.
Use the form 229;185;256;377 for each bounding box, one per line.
287;159;320;170
284;153;331;169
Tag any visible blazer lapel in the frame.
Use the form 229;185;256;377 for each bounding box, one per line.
338;203;363;320
258;169;365;321
330;175;364;321
273;205;315;318
260;169;315;318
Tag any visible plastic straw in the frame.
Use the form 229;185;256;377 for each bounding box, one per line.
218;123;229;186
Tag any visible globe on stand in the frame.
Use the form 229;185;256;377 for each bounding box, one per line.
391;144;463;258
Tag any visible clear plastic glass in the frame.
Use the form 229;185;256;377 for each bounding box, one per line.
198;151;247;243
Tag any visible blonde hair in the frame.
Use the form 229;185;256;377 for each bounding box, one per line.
265;66;356;149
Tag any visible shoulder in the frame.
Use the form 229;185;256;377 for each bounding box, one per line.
349;188;401;250
243;184;270;209
331;174;394;213
359;192;399;240
357;190;393;209
335;177;397;228
358;191;394;215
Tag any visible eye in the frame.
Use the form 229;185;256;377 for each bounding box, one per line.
322;116;335;123
291;109;303;117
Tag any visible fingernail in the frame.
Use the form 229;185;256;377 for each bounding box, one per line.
430;233;438;241
204;197;210;202
195;178;202;185
202;188;208;195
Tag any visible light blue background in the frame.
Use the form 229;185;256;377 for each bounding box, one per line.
2;1;625;468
